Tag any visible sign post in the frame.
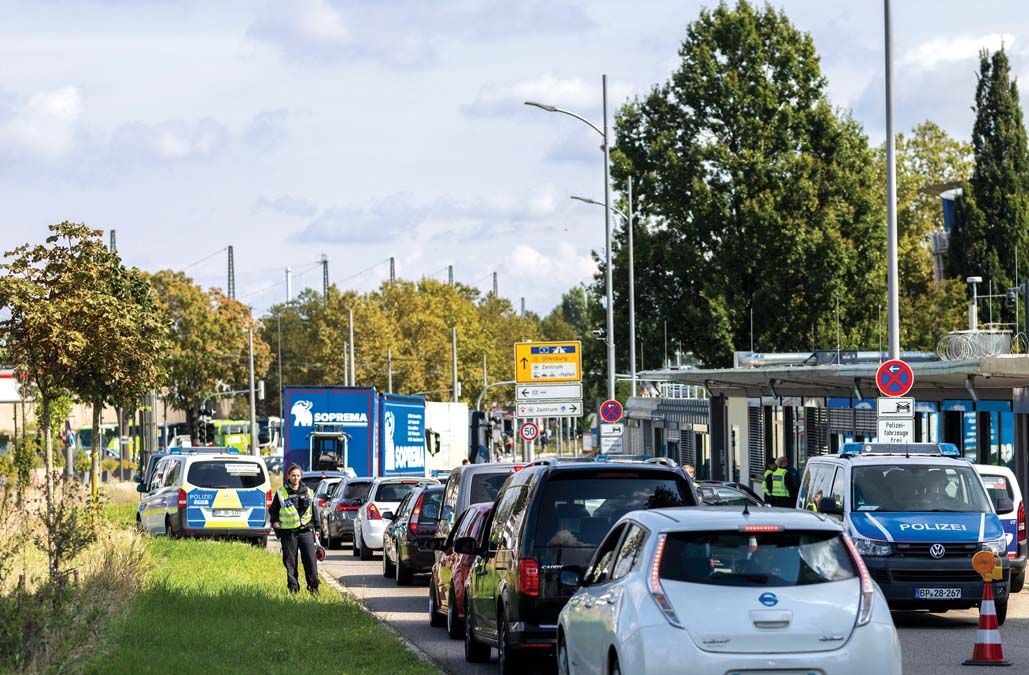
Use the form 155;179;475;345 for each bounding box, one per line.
513;342;583;459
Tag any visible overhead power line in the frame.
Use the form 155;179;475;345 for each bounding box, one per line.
181;246;229;272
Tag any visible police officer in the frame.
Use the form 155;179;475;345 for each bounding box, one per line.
270;463;320;594
766;456;798;508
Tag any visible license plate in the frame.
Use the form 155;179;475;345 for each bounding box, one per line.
915;588;961;599
213;509;242;518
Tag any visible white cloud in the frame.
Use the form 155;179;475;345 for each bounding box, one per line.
0;86;84;159
902;33;1015;69
508;242;595;285
254;195;318;218
462;75;632;119
110;117;229;162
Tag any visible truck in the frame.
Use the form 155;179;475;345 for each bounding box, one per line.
424;401;470;474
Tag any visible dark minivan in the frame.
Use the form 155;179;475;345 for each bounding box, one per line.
459;460;697;673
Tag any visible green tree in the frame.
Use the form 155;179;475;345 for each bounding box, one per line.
947;48;1029;312
610;0;884;366
150;271;270;444
0;222;97;579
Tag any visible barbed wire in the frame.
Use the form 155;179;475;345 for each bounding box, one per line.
936;331;1013;360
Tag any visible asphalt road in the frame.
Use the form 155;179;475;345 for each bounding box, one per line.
316;542;1029;675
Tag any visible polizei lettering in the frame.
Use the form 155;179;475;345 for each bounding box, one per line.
313;412;368;423
897;523;967;531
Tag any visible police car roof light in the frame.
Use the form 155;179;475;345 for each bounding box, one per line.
839;442;960;458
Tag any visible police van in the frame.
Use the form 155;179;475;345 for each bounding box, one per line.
798;442;1011;623
136;448;271;546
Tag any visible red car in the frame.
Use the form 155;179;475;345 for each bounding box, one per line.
428;502;493;639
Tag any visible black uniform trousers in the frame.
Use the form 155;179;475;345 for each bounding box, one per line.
279;528;319;593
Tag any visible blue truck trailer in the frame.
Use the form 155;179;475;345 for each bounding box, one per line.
283;386;428;477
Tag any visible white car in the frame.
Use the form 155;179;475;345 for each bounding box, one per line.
352;476;439;560
975;464;1026;593
557;507;901;675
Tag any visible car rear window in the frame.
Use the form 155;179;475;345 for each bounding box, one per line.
375;482;417;503
342;481;372;501
420;490;444;522
187;461;266;489
302;477;324;492
534;473;691;549
660;531;856;587
468;472;510;504
980;474;1014;513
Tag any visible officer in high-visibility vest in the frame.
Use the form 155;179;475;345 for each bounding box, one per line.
270;463;320;593
765;456;798;508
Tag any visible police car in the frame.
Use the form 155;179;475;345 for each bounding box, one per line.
799;443;1010;622
975;464;1026;593
136;448;271;545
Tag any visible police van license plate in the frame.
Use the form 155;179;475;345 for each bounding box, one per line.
213;509;242;518
915;588;961;599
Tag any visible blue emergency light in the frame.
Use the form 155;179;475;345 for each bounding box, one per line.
839;442;961;458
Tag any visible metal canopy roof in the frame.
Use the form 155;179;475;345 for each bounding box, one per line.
639;356;1029;401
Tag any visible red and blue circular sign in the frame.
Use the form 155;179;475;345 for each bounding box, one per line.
599;399;624;423
876;359;914;397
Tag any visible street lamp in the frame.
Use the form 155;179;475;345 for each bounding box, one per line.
525;74;616;400
966;276;983;331
571;175;637;397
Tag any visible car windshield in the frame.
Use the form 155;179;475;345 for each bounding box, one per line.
852;464;992;513
342;481;372;501
534;473;691;549
660;531;856;587
375;482;418;503
187;461;266;489
468;472;510;504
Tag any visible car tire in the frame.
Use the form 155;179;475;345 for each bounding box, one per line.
351;528;360;557
1011;570;1025;594
464;595;490;663
135;515;145;534
609;652;621;675
383;542;396;578
164;518;178;539
253;536;268;548
498;611;522;675
396;555;414;586
446;586;463;639
557;634;571;675
323;528;334;550
996;598;1008;626
359;531;373;561
429;585;445;628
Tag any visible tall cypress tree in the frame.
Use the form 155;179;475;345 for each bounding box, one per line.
947;49;1029;306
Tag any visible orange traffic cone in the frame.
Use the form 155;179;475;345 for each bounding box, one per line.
962;580;1011;667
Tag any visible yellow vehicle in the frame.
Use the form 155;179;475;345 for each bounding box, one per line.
212;420;251;454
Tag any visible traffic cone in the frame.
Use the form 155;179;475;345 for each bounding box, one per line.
962;580;1011;667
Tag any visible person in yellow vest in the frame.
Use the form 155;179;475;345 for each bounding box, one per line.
762;460;776;502
270;463;320;594
765;456;798;508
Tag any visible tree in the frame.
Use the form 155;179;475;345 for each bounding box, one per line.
149;271;270;445
947;48;1029;312
0;222;97;579
610;1;885;366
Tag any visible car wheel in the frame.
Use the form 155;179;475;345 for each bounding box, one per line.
253;536;268;548
1011;570;1025;594
464;595;490;663
609;652;621;675
135;515;145;534
446;586;463;639
396;554;414;586
351;527;360;557
359;531;373;561
164;517;178;539
429;585;445;627
383;541;396;578
995;598;1008;626
498;612;522;675
557;634;571;675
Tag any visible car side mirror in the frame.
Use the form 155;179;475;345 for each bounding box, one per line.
454;536;478;556
818;497;842;515
133;474;142;483
994;496;1014;513
382;511;395;522
136;482;148;493
559;565;584;589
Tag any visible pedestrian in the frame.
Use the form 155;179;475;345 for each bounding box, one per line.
766;456;798;508
270;463;320;594
763;460;776;501
683;463;696;479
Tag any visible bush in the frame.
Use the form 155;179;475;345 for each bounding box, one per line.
101;458;119;474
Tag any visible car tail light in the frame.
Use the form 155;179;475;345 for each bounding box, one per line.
177;488;187;509
518;559;540;597
842;534;875;626
367;503;382;520
337;503;359;512
1019;502;1026;545
512;464;526;472
410;493;425;535
318;499;327;508
647;534;683;628
739;524;782;533
265;490;272;509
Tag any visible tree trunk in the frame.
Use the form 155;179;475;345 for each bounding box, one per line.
91;401;102;523
42;396;57;581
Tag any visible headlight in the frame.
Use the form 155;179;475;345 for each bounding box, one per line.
981;538;1007;556
852;537;892;557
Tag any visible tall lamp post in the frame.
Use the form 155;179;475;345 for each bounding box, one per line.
571;175;636;396
526;74;616;399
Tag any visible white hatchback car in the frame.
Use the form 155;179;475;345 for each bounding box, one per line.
352;476;439;560
557;507;901;675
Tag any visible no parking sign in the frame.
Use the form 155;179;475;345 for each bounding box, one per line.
876;359;914;397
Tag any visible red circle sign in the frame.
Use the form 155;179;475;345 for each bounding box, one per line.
876;359;914;397
519;421;539;442
599;399;624;424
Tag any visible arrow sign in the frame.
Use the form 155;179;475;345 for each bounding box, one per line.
876;359;914;397
515;383;583;402
515;400;583;418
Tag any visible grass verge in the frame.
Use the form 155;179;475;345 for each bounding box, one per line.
90;536;438;674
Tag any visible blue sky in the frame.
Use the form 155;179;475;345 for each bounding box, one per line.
1;0;1027;315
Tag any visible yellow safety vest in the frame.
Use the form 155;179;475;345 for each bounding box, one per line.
276;486;313;530
770;468;790;498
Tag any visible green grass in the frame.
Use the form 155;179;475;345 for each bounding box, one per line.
104;500;139;529
90;537;438;674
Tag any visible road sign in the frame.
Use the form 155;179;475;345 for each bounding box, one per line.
516;383;583;401
601;423;623;436
877;419;914;444
599;399;623;424
877;397;914;419
876;359;914;397
514;341;582;384
600;434;624;454
519;421;539;442
515;400;583;418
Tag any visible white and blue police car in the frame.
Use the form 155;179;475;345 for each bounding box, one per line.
798;442;1010;623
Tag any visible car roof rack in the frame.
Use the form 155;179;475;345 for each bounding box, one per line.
839;442;961;459
644;456;679;468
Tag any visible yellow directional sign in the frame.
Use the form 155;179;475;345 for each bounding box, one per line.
514;341;582;384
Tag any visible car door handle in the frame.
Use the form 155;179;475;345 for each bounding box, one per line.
597;593;616;605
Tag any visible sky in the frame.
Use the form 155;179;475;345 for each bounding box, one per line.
1;0;1028;317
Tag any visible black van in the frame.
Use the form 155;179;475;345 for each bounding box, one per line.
458;460;697;673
